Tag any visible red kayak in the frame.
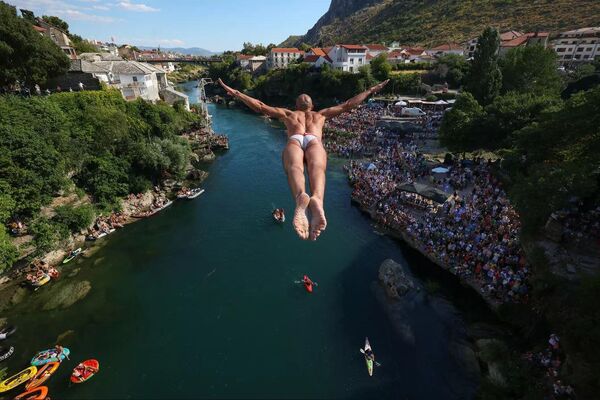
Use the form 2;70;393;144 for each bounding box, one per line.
70;359;99;384
303;275;313;293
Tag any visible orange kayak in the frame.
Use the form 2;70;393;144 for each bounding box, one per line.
25;362;59;390
303;275;313;293
70;359;99;383
14;386;48;400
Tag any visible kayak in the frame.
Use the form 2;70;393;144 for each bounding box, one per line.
25;362;59;390
30;274;50;288
70;359;99;383
0;325;16;340
0;346;14;361
272;209;285;223
15;386;48;400
62;248;82;264
31;348;70;366
0;366;37;393
303;275;313;293
364;337;374;377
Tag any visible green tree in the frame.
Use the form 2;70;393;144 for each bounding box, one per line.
431;53;469;87
439;92;484;152
500;45;562;95
0;2;70;87
465;27;502;105
53;204;95;233
0;228;18;273
370;53;392;81
41;15;69;32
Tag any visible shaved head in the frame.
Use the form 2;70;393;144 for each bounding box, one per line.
296;94;313;111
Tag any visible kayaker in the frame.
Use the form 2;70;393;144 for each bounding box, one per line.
365;347;374;361
54;345;67;361
218;78;389;241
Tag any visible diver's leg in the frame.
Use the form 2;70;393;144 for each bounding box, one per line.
304;141;328;241
283;141;310;240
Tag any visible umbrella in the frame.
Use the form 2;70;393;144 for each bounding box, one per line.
394;100;408;106
431;167;449;174
367;163;377;171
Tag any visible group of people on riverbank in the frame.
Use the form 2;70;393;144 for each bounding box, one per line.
523;334;574;398
332;104;530;304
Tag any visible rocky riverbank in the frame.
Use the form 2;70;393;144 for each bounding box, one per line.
0;124;229;314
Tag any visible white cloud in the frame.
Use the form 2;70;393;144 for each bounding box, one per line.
91;4;110;10
9;0;115;23
117;1;158;12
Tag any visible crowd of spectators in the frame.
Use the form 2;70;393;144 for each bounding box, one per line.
523;334;574;398
328;103;530;304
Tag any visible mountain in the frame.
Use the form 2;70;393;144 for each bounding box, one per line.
138;46;218;56
293;0;600;46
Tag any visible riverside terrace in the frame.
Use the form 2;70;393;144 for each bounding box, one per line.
322;104;530;305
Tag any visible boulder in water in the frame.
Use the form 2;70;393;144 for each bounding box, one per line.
43;281;91;310
378;259;417;299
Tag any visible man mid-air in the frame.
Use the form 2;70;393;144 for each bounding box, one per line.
218;78;389;241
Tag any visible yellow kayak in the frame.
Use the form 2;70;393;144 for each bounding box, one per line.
0;366;37;393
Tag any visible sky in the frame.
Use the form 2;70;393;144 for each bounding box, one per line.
7;0;331;51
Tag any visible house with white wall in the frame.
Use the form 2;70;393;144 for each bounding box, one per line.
326;45;368;73
267;48;304;69
551;27;600;65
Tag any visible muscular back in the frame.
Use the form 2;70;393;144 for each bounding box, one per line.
281;111;326;139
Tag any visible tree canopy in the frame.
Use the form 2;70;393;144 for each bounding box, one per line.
465;27;502;105
369;53;392;81
0;2;70;87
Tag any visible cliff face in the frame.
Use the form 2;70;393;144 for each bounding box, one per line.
302;0;381;44
293;0;600;47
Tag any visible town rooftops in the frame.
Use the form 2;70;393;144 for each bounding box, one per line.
365;44;388;51
405;47;425;55
236;54;252;60
310;47;327;57
271;47;303;53
559;27;600;36
500;30;524;41
429;43;463;51
340;44;368;50
91;60;165;75
501;35;530;47
303;54;332;63
249;55;266;61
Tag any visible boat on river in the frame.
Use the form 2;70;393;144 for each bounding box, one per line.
132;200;173;218
187;188;205;199
272;208;285;223
62;248;82;264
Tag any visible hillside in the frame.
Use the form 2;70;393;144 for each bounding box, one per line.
294;0;600;46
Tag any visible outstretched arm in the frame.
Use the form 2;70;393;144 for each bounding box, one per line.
218;79;291;119
318;80;389;118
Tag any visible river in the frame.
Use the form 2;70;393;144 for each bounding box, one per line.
2;82;486;399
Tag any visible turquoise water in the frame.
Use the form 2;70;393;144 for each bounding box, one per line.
2;83;482;399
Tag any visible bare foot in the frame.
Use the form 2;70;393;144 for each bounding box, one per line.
293;193;310;240
309;196;327;241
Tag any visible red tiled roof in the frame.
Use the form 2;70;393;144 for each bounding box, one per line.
33;25;46;32
323;47;333;54
525;32;550;38
387;50;403;58
501;36;529;47
500;31;524;41
406;47;425;55
311;47;326;56
366;54;374;60
271;47;303;53
430;43;463;51
365;44;388;51
341;44;368;50
303;55;320;63
237;54;252;60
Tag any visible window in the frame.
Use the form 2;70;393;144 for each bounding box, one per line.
584;55;590;59
574;55;581;59
556;48;565;52
564;55;572;59
577;47;583;52
358;58;363;64
587;48;593;51
133;76;138;82
349;66;354;72
349;58;354;64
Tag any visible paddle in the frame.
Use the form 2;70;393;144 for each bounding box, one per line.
294;280;318;286
359;348;381;367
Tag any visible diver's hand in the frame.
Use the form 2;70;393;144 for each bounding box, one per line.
218;78;238;97
369;79;390;94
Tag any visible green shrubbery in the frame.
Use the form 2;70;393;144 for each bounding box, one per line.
0;89;201;224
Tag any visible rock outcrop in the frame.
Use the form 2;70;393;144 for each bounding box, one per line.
378;258;417;299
